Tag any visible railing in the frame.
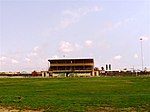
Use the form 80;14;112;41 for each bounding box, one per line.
51;70;92;72
50;63;94;66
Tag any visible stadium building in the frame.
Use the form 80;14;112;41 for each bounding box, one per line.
46;58;95;77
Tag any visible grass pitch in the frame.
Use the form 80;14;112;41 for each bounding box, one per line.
0;76;150;112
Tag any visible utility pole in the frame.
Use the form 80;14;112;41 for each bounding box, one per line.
140;38;144;71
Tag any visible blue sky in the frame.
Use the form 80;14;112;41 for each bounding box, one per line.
0;0;150;72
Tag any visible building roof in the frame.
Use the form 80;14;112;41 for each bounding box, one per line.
48;58;94;61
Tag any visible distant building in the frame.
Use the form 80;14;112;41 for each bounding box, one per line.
48;58;95;77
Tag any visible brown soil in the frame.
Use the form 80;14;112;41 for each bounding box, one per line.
0;107;43;112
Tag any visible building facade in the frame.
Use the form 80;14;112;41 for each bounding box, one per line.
48;58;94;77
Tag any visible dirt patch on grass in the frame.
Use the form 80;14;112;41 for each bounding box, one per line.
0;107;43;112
88;106;149;112
1;106;149;112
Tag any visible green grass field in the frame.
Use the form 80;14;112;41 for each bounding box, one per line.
0;76;150;112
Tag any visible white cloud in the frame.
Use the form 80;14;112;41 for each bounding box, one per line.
52;55;59;59
125;18;134;22
114;21;122;29
59;41;73;53
139;36;149;41
58;41;82;53
25;58;31;62
114;17;135;29
27;46;39;57
33;46;39;51
114;55;122;60
85;40;93;47
27;52;37;57
0;56;6;61
93;6;103;12
11;59;19;64
74;43;82;50
42;6;102;36
0;45;49;72
54;6;102;31
134;53;138;59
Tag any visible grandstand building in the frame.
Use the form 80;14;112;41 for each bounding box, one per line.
48;58;95;77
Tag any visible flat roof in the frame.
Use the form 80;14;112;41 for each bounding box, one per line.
48;58;94;61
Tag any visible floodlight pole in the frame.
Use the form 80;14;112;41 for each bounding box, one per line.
140;38;144;71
